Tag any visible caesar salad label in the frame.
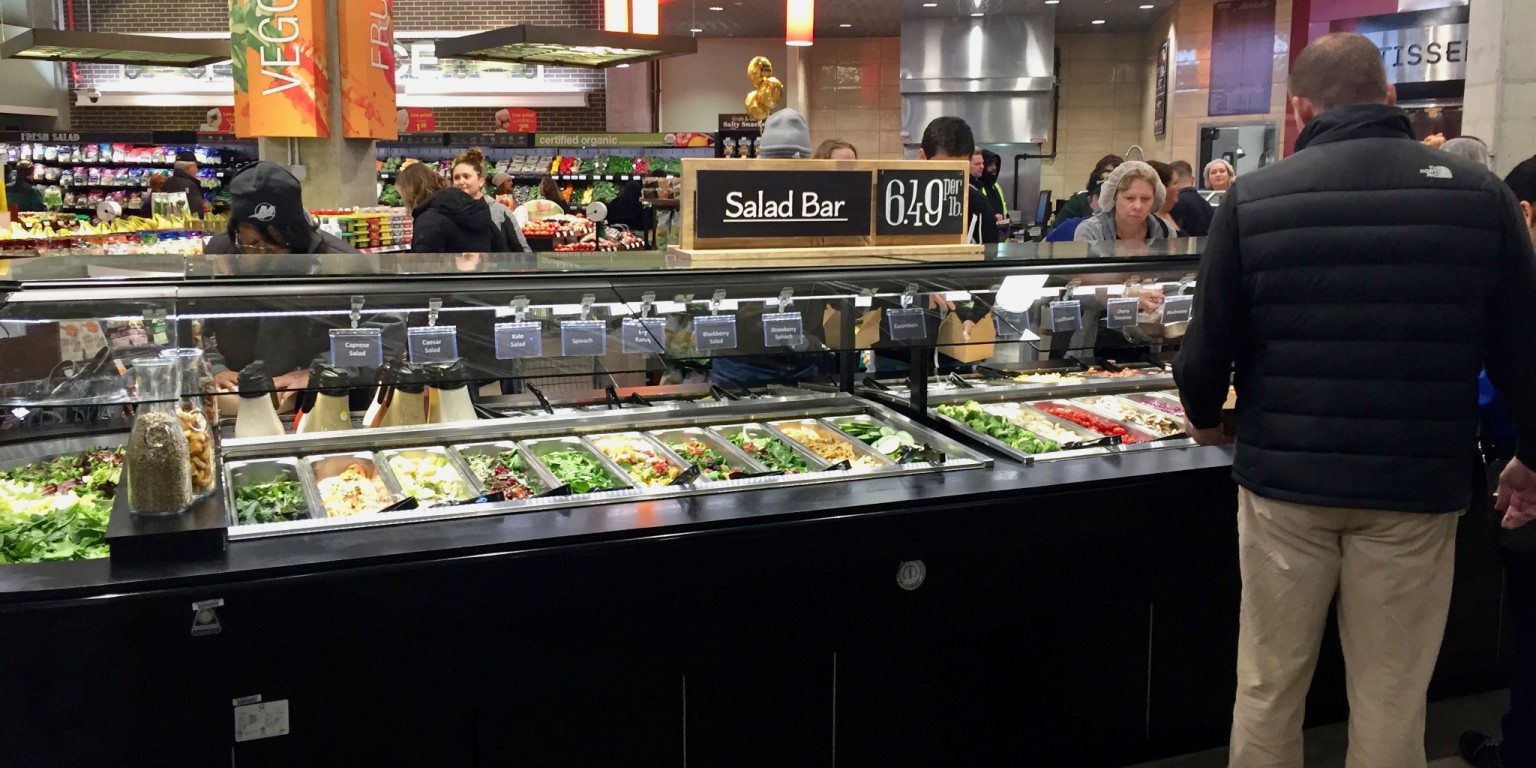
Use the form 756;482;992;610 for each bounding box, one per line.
407;326;459;364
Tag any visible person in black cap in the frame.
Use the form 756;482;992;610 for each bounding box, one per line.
159;150;207;215
203;161;399;404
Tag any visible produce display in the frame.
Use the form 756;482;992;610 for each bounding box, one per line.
233;477;307;525
315;462;394;517
464;449;541;500
1011;372;1087;385
727;428;811;474
538;449;627;493
591;436;683;488
776;424;884;470
936;402;1060;455
0;447;123;563
1036;402;1146;443
668;439;745;481
1077;397;1183;437
835;420;920;460
387;453;473;506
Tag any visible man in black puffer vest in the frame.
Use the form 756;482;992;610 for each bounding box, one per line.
1175;33;1536;768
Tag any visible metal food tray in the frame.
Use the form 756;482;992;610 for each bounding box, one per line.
767;419;894;471
1122;391;1185;416
1029;400;1165;445
303;452;400;518
821;413;930;462
215;393;990;540
451;440;558;499
707;422;830;474
929;400;1111;465
376;447;481;506
587;432;694;489
521;436;634;494
646;428;767;481
1070;395;1189;440
224;457;322;526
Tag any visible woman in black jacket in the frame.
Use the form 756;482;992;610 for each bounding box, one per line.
604;180;648;234
397;163;508;255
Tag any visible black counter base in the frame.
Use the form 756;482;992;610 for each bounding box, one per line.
0;464;1507;767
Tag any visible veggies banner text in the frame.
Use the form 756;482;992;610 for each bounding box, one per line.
231;0;331;138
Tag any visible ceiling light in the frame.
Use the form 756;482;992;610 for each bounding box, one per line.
616;63;631;67
922;2;937;5
709;5;723;9
1044;0;1059;4
690;27;704;32
839;23;852;27
971;12;984;16
1140;3;1154;7
787;0;815;46
1091;18;1106;24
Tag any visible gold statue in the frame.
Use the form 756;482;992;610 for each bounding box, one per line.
746;56;784;121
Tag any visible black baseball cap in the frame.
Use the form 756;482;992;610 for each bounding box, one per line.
175;150;198;163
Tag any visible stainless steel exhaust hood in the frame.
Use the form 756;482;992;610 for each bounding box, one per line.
899;13;1056;146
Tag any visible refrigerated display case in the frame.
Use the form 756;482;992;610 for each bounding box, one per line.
0;241;1506;768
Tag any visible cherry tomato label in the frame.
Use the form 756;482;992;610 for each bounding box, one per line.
1106;298;1139;329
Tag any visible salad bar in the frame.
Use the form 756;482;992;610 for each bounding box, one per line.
216;394;990;538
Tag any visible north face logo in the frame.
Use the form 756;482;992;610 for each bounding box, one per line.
251;203;278;221
1419;166;1453;179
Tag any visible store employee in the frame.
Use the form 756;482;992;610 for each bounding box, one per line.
202;162;400;403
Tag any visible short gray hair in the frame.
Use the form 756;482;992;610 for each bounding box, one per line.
173;160;197;174
1441;136;1491;169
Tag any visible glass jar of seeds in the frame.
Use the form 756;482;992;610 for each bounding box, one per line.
126;358;193;516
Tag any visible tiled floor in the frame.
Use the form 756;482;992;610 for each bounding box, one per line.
1125;690;1508;768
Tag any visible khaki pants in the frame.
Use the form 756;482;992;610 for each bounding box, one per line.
1228;488;1458;768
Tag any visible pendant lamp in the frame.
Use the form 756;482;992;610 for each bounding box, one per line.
787;0;815;46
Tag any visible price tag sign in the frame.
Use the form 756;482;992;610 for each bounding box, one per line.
1106;298;1140;329
875;169;967;237
762;312;804;348
693;315;738;352
885;307;928;342
329;327;383;368
560;320;608;357
494;321;543;359
1162;294;1193;325
621;317;667;355
1049;300;1082;333
408;326;459;364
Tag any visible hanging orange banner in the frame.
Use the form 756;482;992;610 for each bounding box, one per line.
230;0;331;138
338;0;398;139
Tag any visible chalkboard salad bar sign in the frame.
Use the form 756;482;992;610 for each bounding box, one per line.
678;158;976;254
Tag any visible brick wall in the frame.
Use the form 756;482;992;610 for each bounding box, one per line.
66;0;608;133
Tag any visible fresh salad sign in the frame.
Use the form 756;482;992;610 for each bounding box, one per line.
681;159;973;251
231;0;331;138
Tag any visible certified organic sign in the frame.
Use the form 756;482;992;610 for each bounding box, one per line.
694;170;874;239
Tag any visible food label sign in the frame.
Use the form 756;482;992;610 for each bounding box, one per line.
694;170;873;239
875;169;966;237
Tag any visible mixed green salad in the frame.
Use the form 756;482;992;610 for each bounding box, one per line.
0;447;124;564
726;429;810;474
233;477;308;525
835;421;920;459
669;439;743;482
539;449;625;493
465;449;540;500
937;402;1061;455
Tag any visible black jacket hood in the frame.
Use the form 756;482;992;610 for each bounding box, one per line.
1294;103;1415;152
979;149;1002;187
414;188;494;230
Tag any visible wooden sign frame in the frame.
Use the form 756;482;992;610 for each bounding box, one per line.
677;158;982;258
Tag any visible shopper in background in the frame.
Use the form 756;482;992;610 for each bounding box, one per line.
138;173;168;218
490;171;515;197
1460;155;1536;768
1169;160;1215;236
604;180;648;234
1044;174;1105;242
1443;135;1492;169
979;150;1008;225
1073;161;1172;243
452;148;531;252
758;109;813;159
812;139;858;160
918;117;999;245
1148;160;1183;236
1175;33;1536;768
1050;154;1122;228
538;175;574;214
398;162;508;255
4;160;45;212
1203;158;1236;191
161;150;207;216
